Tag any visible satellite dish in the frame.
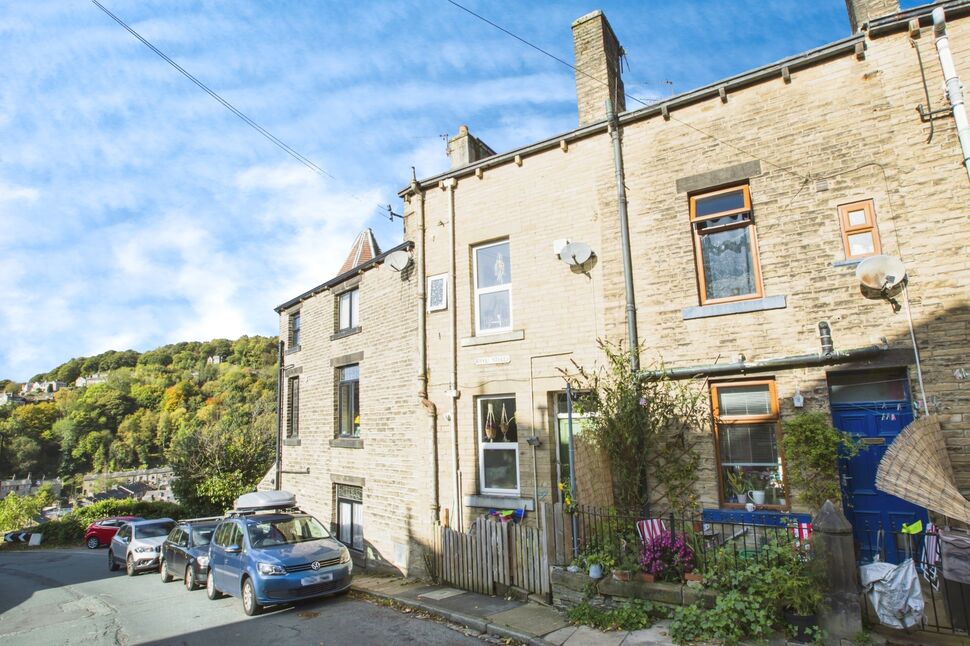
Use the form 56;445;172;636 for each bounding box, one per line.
856;255;907;291
385;250;412;272
559;241;594;267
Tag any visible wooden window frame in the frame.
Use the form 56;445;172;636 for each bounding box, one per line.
838;199;882;260
710;379;790;510
689;184;764;306
288;310;301;348
335;484;364;551
473;239;513;336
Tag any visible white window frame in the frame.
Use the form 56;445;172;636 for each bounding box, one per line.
338;288;359;331
477;395;520;496
427;274;448;312
473;240;513;336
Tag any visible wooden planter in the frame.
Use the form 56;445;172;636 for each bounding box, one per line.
683;572;704;583
612;569;632;582
636;572;655;583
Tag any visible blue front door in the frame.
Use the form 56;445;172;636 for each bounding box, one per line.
829;370;928;564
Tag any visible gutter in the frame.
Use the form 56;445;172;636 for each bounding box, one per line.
867;0;970;36
398;35;864;195
274;241;414;313
639;343;888;381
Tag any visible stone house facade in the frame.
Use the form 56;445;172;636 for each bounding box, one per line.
278;0;969;574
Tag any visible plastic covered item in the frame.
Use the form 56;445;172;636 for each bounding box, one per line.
859;558;924;629
234;490;297;511
940;529;970;585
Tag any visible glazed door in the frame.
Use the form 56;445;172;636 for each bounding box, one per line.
829;370;928;564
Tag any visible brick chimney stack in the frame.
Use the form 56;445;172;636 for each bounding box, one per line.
572;10;625;126
845;0;899;32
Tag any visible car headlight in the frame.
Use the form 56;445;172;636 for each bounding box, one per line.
134;546;154;553
339;548;352;564
258;562;286;576
195;555;209;568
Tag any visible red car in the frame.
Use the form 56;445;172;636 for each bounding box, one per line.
84;516;142;549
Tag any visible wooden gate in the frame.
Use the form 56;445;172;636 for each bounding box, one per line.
432;514;550;596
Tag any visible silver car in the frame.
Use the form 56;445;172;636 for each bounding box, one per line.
108;518;175;576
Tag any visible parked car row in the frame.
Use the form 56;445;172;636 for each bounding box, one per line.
99;491;353;615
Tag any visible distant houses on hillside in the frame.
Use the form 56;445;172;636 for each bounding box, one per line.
74;373;107;388
0;474;63;500
79;466;176;505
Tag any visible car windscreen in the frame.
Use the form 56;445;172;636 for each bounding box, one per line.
135;522;175;539
247;516;331;548
191;526;215;546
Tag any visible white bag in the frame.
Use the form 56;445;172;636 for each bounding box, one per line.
859;559;924;629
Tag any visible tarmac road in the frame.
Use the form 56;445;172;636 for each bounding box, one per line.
0;548;485;645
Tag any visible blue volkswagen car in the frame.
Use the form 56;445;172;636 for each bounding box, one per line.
206;492;352;615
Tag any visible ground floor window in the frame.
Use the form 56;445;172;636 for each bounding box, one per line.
478;395;518;495
711;380;788;508
336;484;363;551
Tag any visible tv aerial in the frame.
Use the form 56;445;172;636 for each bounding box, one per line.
856;254;907;312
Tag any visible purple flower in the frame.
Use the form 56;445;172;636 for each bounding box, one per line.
639;530;695;581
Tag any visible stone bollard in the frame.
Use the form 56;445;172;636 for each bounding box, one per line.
814;500;863;645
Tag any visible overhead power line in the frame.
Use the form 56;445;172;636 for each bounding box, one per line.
443;0;808;182
91;1;338;181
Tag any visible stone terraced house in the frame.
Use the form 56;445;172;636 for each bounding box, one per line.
272;0;970;576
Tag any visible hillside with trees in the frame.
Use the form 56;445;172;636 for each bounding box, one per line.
0;336;278;513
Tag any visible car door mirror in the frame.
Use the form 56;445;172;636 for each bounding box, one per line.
225;544;241;554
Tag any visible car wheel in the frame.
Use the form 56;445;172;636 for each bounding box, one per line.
241;577;262;616
108;550;119;571
184;564;198;591
160;558;172;583
126;555;136;577
206;570;222;600
86;536;100;549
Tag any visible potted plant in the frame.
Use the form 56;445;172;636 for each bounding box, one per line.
725;468;753;504
613;553;639;582
779;565;824;643
639;530;695;583
584;547;614;579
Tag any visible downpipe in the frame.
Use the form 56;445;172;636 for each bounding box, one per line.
275;339;284;490
933;6;970;182
445;178;462;531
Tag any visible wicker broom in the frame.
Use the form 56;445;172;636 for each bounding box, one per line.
875;415;970;525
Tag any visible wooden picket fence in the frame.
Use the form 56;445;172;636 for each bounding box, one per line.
431;513;550;596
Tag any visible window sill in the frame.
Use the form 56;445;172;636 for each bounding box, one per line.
330;437;364;449
682;295;787;320
465;494;534;511
831;259;862;268
461;329;525;347
283;438;301;446
331;326;362;341
285;345;301;355
702;507;810;527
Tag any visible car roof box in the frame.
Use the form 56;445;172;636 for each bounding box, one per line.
233;490;297;512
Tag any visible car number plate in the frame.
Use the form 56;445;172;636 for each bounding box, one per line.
301;572;333;586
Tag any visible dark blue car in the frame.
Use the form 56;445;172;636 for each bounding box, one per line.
159;517;219;590
206;509;352;615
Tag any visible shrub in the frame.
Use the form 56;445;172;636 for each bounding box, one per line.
24;499;186;546
782;412;858;510
567;599;665;631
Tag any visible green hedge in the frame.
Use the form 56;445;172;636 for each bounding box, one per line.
25;499;187;546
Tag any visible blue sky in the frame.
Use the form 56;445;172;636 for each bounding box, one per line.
0;1;916;380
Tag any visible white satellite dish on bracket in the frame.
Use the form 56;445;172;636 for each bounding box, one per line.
856;254;906;311
385;250;412;272
559;241;595;272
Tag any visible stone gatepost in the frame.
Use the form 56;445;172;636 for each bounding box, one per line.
814;500;863;644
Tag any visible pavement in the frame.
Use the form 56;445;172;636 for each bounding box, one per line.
351;573;678;646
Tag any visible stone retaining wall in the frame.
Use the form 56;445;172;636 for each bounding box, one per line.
551;566;716;612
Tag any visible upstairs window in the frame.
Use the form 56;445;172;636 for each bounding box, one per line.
286;376;300;439
338;288;359;332
838;199;882;260
337;365;360;437
689;185;763;304
474;240;512;334
288;311;301;349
